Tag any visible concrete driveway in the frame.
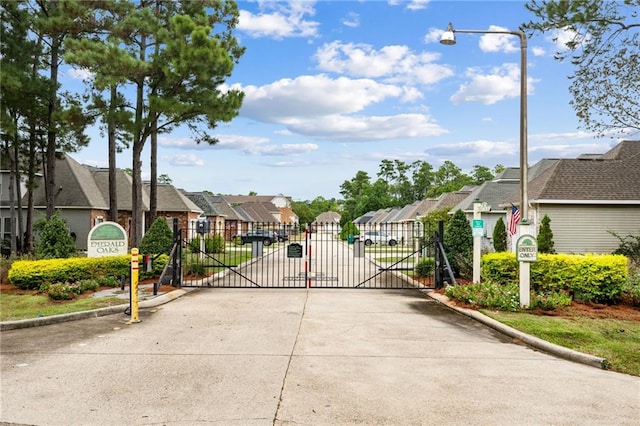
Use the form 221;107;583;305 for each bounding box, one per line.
1;289;639;425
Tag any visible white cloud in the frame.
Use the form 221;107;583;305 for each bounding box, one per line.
547;27;590;52
478;26;519;53
238;74;404;122
232;73;447;142
67;67;94;81
238;1;319;39
428;139;517;157
253;143;319;156
450;63;538;105
342;12;359;28
315;41;453;85
389;0;431;11
529;130;598;142
286;113;447;141
532;46;546;57
158;135;318;156
423;27;444;44
167;154;205;167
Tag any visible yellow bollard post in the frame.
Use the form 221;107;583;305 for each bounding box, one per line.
128;248;141;324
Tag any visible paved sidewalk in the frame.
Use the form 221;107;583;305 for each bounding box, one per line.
1;288;638;425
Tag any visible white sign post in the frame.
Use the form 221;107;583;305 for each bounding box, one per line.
517;221;537;307
472;200;484;283
472;200;490;283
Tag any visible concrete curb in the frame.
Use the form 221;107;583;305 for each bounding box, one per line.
0;288;195;332
425;290;609;370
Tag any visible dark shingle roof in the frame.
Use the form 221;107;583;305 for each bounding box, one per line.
314;211;341;224
239;202;279;222
29;155;108;208
452;180;520;212
89;167;149;210
144;184;201;213
507;140;640;203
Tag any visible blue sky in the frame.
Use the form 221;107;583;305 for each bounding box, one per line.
66;0;633;201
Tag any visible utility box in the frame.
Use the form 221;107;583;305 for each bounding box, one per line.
252;240;263;257
353;241;365;258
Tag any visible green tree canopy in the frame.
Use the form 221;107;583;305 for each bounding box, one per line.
524;0;640;136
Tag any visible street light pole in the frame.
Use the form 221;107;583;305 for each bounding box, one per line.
441;22;530;306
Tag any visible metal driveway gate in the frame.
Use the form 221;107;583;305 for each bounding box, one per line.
178;221;433;289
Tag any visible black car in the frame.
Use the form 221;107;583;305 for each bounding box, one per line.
239;229;277;246
274;230;289;242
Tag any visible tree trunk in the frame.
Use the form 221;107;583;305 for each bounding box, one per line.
149;118;157;227
108;84;118;224
131;31;147;248
45;36;60;219
13;135;24;253
132;142;144;247
5;138;17;255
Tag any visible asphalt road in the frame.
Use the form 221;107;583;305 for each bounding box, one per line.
1;289;639;425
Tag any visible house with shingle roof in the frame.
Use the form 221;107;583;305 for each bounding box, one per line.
182;191;246;240
311;211;341;234
502;140;640;253
3;154;207;251
143;183;202;240
11;156;148;250
223;194;292;208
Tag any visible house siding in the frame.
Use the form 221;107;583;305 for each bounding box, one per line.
35;208;94;251
536;204;640;254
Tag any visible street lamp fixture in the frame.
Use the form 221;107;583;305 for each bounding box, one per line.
440;22;531;306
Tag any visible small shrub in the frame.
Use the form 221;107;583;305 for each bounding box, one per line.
78;279;99;293
34;213;77;259
620;263;640;307
185;260;205;276
96;276;119;287
152;254;169;275
339;221;359;241
481;252;518;283
415;257;435;277
492;217;507;252
530;291;572;310
538;214;556;254
610;230;640;264
140;218;173;255
445;281;521;312
47;283;76;300
205;234;225;254
189;237;202;253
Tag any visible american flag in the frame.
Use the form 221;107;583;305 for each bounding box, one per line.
508;205;520;237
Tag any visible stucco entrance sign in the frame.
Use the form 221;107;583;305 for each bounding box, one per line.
87;221;128;257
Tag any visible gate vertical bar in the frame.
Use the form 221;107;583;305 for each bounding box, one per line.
172;218;179;288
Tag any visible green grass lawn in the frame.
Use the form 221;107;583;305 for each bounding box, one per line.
0;294;128;322
483;310;640;377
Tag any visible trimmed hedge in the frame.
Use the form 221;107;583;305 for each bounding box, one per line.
481;252;628;304
8;255;131;290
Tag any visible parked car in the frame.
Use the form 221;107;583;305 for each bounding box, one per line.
361;230;399;246
238;229;277;246
275;230;289;242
